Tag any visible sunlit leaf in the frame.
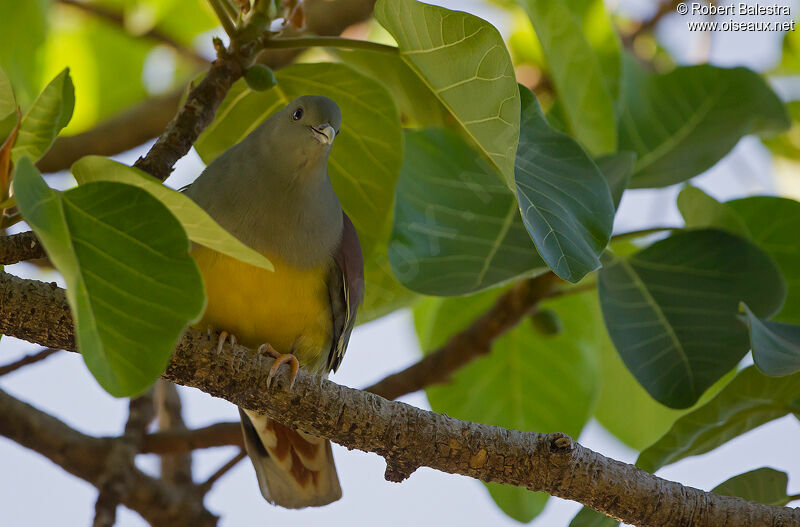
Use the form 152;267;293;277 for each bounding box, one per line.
71;156;273;271
375;0;520;186
637;366;800;472
677;186;750;238
14;157;205;396
0;0;48;106
11;68;74;164
599;229;786;408
389;128;546;296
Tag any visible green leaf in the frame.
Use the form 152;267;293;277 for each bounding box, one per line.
595;152;635;210
14;157;205;397
12;68;75;164
71;156;273;272
598;229;786;408
569;507;618;527
516;0;620;155
712;467;793;506
743;303;800;377
194;62;402;255
415;291;603;522
677;186;750;238
336;49;449;128
727;197;800;324
619;58;789;188
374;0;520;186
389;128;546;296
0;0;47;106
0;66;16;119
514;87;614;282
636;366;800;472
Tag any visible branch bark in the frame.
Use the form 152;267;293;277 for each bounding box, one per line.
0;231;46;265
1;270;798;527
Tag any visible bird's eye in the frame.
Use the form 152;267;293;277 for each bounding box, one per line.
292;108;304;121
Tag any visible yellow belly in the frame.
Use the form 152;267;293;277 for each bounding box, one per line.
192;246;332;373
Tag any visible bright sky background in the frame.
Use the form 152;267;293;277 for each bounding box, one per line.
1;1;799;526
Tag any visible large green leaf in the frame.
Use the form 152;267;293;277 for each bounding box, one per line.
677;186;749;238
619;59;789;188
712;467;793;506
598;229;786;408
11;68;75;164
14;157;205;397
594;321;735;450
389;128;547;296
743;304;800;377
0;0;48;106
727;197;800;324
0;66;16;119
374;0;520;186
194;62;402;255
595;152;635;210
71;156;273;272
516;0;620;155
336;49;449;128
415;291;602;522
637;366;800;472
514;87;614;282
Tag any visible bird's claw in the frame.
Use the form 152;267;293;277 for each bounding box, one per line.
258;344;299;389
216;330;237;354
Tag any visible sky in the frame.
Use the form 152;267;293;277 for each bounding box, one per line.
1;1;799;526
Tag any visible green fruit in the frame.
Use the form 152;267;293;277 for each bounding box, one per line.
245;65;277;92
529;309;563;336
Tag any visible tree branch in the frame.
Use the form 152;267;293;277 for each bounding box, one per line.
1;270;798;527
0;347;60;376
154;380;194;487
364;272;558;400
0;231;46;265
57;0;208;65
0;386;217;526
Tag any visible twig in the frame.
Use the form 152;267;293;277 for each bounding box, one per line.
620;0;683;48
1;272;799;526
364;272;559;400
208;0;238;39
611;226;681;242
262;36;398;53
57;0;208;65
199;450;246;492
0;348;60;376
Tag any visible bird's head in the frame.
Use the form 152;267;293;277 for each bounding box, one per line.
279;95;341;156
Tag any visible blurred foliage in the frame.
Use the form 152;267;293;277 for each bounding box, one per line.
3;0;800;523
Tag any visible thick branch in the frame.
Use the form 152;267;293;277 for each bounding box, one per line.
1;271;798;527
142;421;243;453
0;386;216;526
364;272;558;400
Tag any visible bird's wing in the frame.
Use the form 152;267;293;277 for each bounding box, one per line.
327;211;364;373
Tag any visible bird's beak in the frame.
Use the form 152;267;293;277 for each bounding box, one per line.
312;123;336;145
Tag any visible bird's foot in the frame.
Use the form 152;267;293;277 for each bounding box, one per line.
216;330;237;354
258;343;299;389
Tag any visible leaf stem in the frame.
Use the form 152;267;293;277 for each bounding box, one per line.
208;0;238;39
611;226;681;241
261;36;399;54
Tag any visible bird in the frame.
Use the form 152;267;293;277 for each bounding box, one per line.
183;95;364;508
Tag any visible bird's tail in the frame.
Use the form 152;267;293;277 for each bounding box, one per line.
239;408;341;508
